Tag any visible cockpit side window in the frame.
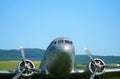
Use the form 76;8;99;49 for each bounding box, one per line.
65;40;69;44
58;40;64;44
54;41;56;44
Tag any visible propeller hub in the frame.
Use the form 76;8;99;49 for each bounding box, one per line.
18;60;35;77
89;58;105;75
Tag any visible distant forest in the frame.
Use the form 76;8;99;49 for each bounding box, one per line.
0;49;120;64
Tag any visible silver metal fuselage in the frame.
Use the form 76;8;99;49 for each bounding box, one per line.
40;37;75;76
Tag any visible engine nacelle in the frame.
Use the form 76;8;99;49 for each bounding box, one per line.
18;59;35;77
89;58;105;75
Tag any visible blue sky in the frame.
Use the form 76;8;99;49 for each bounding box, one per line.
0;0;120;56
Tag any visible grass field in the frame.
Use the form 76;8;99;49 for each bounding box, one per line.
0;61;86;70
0;61;40;70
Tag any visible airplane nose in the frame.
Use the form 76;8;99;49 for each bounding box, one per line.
64;45;69;50
57;44;74;55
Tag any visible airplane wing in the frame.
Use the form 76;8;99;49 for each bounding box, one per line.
105;68;120;73
72;69;86;73
0;70;16;79
0;70;16;74
69;68;120;79
71;67;120;74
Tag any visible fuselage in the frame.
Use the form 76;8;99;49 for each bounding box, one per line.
40;37;75;76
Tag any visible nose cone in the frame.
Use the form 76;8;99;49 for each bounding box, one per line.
48;51;72;76
64;45;71;51
47;44;75;76
57;44;75;69
58;44;75;56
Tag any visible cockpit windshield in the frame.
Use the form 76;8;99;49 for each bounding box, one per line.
53;39;73;45
65;40;72;44
58;40;64;44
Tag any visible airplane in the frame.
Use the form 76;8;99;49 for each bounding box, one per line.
0;37;120;79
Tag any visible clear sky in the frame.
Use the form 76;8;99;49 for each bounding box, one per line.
0;0;120;56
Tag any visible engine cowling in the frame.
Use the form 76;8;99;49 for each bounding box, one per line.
89;58;105;75
17;59;35;77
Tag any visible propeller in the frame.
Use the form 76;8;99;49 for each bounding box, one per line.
85;47;120;68
84;48;95;63
12;45;27;79
12;45;41;79
90;68;97;79
12;68;25;79
84;48;120;79
20;45;26;65
84;48;103;79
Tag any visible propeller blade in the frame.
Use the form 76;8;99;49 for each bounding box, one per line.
90;73;95;79
20;45;26;64
84;48;95;63
90;68;97;79
12;69;25;79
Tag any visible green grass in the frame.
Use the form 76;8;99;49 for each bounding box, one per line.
75;64;86;69
0;61;40;70
0;61;86;70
